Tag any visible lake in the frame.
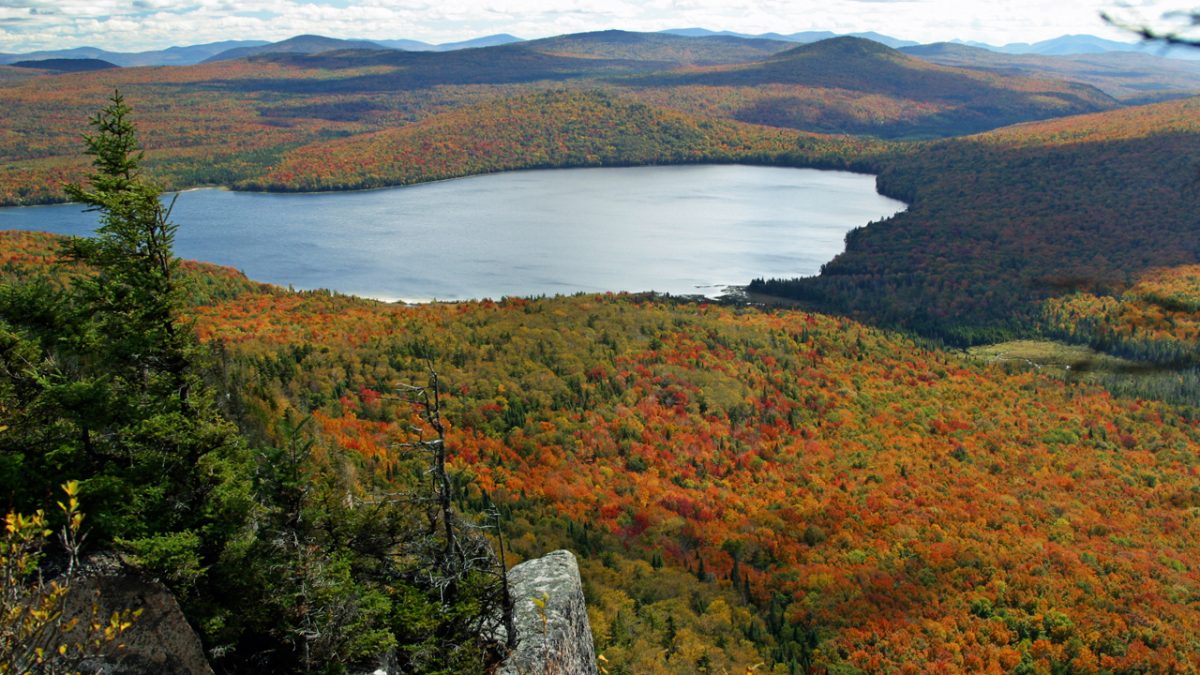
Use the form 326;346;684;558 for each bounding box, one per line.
0;165;905;301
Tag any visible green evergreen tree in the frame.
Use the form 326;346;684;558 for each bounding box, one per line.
64;89;191;415
37;92;249;568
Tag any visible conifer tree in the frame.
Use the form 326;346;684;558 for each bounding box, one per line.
48;90;248;581
64;90;190;413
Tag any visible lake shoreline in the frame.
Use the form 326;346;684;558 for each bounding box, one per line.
3;160;892;208
0;165;906;302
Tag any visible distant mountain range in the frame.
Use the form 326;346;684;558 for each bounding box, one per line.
202;35;389;62
901;42;1200;101
665;29;1198;59
954;33;1196;58
660;28;919;49
375;34;524;52
2;29;1193;69
0;40;268;67
0;34;524;67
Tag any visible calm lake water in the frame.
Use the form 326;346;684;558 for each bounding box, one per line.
0;165;905;301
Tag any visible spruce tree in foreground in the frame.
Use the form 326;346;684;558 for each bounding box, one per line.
54;91;249;579
65;89;191;415
0;88;248;663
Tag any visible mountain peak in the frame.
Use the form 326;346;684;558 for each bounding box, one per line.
775;35;901;60
204;35;389;62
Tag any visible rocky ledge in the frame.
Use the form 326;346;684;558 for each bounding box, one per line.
497;549;598;675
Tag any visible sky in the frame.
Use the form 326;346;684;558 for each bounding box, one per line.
0;0;1190;53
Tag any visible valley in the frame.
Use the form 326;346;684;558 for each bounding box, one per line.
1;21;1199;674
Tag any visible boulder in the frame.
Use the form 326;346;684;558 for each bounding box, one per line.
497;549;598;675
59;554;213;675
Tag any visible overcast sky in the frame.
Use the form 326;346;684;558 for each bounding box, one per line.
0;0;1189;53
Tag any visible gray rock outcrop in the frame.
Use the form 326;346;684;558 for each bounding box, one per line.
497;550;598;675
59;554;213;675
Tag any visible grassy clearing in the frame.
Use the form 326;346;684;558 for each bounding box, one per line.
968;339;1200;414
966;339;1138;376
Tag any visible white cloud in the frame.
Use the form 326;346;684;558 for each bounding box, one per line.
0;0;1175;53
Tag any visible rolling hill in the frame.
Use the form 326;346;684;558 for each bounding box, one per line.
622;37;1118;137
9;58;119;73
232;30;801;92
903;42;1200;101
203;35;392;62
150;31;1136;138
230;35;1123;139
752;96;1200;342
243;90;866;192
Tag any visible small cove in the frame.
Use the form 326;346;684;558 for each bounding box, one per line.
0;165;906;301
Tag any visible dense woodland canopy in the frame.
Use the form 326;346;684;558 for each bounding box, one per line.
1;28;1200;674
1044;265;1200;365
752;97;1200;343
8;231;1200;671
244;90;881;192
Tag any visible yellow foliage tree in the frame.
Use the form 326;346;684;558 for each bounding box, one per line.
0;481;138;674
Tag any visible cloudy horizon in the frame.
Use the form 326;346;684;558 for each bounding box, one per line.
0;0;1190;54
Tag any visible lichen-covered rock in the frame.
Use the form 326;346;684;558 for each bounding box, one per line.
59;554;213;675
497;550;597;675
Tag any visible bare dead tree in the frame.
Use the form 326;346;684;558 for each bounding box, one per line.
397;366;466;573
396;364;516;663
488;501;518;650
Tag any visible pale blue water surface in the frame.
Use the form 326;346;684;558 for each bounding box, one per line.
0;165;905;301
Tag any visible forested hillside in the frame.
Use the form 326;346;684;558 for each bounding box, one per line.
0;103;511;674
901;43;1200;102
190;292;1200;674
622;37;1117;137
245;90;884;192
8;231;1199;672
0;30;1165;205
1044;265;1200;363
752;96;1200;343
